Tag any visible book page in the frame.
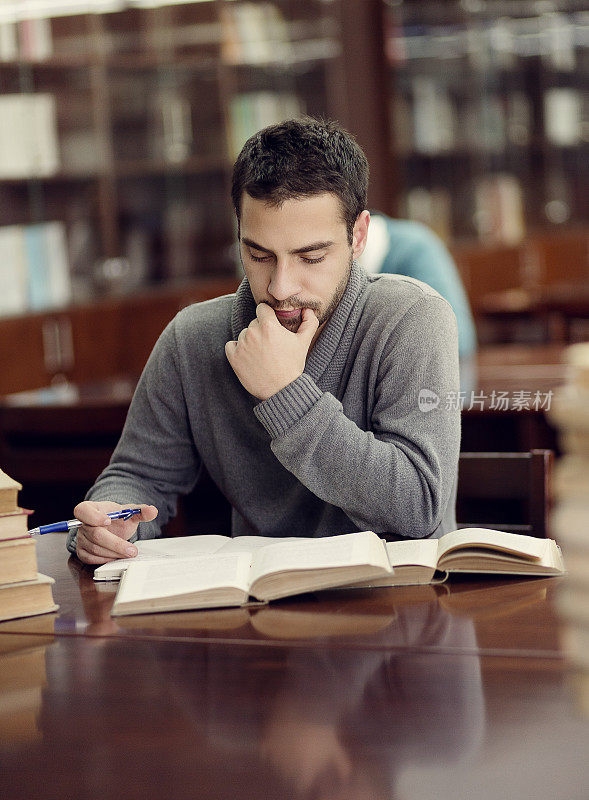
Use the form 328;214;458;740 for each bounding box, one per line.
114;552;252;604
437;528;547;563
384;539;439;569
94;534;233;581
249;531;389;585
215;535;307;553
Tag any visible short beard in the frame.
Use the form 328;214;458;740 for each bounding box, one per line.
272;254;352;333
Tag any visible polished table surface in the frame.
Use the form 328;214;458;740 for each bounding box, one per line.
2;535;589;799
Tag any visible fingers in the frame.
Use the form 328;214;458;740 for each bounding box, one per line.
137;504;158;522
74;500;116;528
225;339;237;364
76;525;137;564
73;501;158;565
296;307;320;343
256;302;278;323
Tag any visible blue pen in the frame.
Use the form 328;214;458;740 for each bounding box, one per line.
28;508;142;536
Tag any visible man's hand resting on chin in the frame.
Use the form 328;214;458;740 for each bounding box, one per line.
225;303;319;400
74;500;158;565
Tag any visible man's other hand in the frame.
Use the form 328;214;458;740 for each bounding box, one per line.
73;501;158;565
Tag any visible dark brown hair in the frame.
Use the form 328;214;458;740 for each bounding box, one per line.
231;117;369;243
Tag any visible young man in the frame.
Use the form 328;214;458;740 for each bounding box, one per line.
69;118;460;565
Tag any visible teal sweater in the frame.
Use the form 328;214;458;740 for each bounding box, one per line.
67;262;460;553
360;215;477;358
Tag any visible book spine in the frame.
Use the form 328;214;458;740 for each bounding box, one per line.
44;221;72;308
0;93;59;178
24;224;49;310
0;22;18;61
0;226;28;316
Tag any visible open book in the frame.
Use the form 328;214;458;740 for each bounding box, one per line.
110;531;392;616
94;533;309;581
107;528;564;617
351;527;565;588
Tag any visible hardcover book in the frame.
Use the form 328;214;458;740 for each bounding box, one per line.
104;528;564;617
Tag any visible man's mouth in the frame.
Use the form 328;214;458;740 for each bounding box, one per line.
274;308;302;320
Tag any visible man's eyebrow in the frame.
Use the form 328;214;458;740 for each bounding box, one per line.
241;237;273;254
290;241;334;255
241;237;334;255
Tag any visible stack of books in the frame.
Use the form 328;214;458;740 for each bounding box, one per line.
0;469;58;623
549;343;589;693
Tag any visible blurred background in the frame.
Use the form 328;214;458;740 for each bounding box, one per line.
0;0;587;527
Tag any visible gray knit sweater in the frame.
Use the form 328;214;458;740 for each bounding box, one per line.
66;262;460;555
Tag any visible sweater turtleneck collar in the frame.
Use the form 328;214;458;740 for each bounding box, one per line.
230;260;368;386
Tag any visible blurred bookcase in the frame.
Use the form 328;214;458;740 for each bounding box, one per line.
383;0;589;246
0;0;588;392
0;0;348;318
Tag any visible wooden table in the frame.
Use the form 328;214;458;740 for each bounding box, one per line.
1;534;588;799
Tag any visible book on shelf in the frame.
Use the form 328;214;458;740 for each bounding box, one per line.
411;76;456;154
0;22;18;61
220;1;291;65
404;186;453;244
103;528;565;617
474;173;525;246
0;226;28;316
544;88;582;147
18;17;53;62
0;93;59;179
0;222;71;316
228;91;303;160
44;221;72;308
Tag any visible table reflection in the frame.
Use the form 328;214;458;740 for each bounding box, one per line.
5;604;483;800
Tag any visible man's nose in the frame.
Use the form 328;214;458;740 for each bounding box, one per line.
268;260;302;302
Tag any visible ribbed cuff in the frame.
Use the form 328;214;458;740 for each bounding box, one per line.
254;373;323;438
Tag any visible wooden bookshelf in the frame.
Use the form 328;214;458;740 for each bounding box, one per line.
0;0;350;323
383;0;589;244
0;1;588;395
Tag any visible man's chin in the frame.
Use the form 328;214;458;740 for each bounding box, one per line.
277;316;301;333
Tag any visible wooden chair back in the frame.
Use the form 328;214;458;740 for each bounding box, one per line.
456;449;553;538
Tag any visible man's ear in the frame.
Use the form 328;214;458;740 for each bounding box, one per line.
351;210;370;259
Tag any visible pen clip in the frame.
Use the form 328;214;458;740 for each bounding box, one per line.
118;509;140;521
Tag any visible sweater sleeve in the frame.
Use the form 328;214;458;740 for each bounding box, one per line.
66;319;201;555
253;295;460;538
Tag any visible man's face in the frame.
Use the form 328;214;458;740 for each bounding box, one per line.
239;192;369;336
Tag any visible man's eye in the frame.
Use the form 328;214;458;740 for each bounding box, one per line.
249;251;272;262
301;255;326;264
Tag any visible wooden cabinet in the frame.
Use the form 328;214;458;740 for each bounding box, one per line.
0;277;238;394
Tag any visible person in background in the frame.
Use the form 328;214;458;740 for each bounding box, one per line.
358;213;477;394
